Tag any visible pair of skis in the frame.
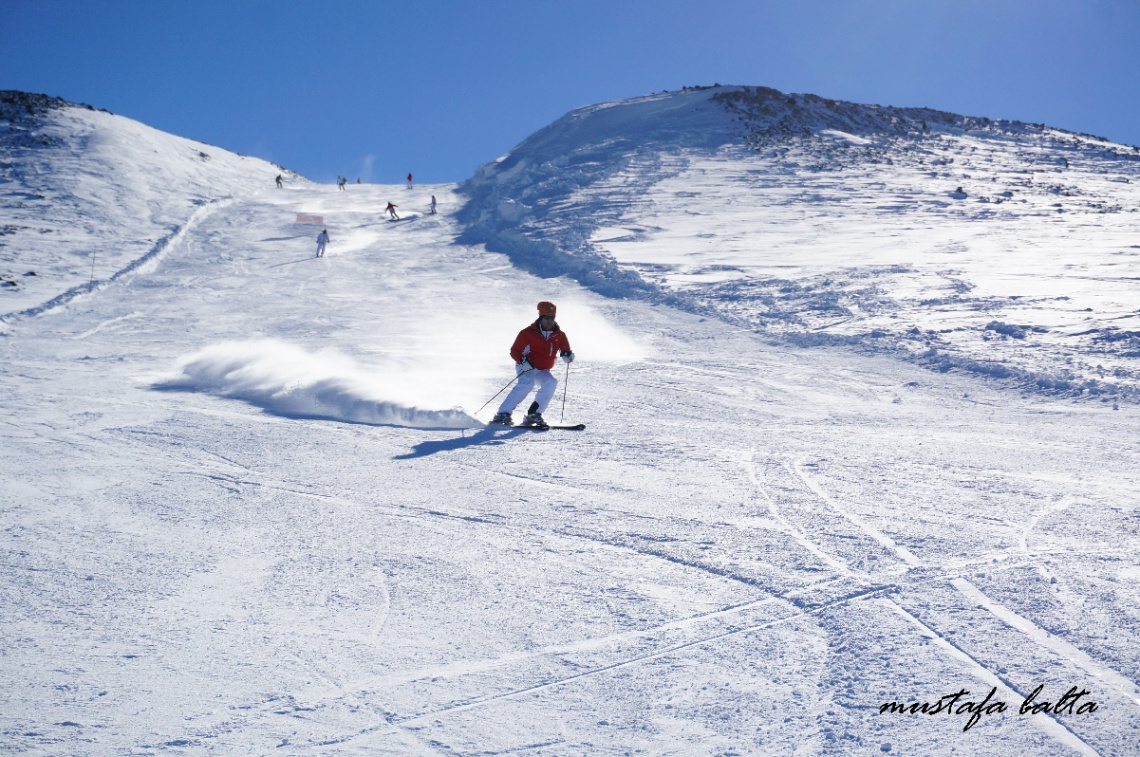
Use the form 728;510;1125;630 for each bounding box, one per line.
498;401;585;431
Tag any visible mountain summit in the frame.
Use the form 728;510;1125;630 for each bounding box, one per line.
460;85;1140;398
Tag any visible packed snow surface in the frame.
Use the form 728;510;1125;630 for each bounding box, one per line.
2;92;1140;756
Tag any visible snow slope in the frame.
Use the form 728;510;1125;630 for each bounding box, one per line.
460;86;1140;400
0;91;290;322
2;93;1140;756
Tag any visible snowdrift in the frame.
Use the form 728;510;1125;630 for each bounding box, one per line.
157;340;482;429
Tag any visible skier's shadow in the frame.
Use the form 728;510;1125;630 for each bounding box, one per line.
393;426;528;459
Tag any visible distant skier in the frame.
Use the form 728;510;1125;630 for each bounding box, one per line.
315;229;330;257
338;176;347;191
385;202;399;220
275;174;283;188
406;173;413;189
356;177;361;184
491;301;574;429
430;194;437;214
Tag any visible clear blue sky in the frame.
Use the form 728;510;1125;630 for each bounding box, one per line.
4;1;1138;184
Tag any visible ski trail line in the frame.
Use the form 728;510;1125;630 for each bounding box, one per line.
1020;495;1077;555
277;650;451;757
69;310;145;339
743;451;854;576
393;584;895;725
792;458;924;567
882;597;1101;757
356;578;863;692
796;458;1140;710
951;578;1140;708
1;198;232;323
356;587;806;692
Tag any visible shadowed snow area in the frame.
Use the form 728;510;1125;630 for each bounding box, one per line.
460;85;1140;400
3;92;1140;756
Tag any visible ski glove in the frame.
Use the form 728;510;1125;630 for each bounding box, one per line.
560;350;575;364
519;358;534;371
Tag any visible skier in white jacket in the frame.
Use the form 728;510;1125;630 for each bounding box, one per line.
315;229;330;258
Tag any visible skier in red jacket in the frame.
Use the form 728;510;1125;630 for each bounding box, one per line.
492;301;574;428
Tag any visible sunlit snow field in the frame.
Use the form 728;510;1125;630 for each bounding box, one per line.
588;140;1140;388
2;94;1140;756
461;87;1140;400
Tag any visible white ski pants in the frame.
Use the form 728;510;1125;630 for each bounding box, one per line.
498;366;557;415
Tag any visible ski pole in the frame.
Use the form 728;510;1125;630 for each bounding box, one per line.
560;360;570;422
476;366;533;416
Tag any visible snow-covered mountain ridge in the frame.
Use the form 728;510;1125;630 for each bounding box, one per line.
711;85;1137;150
0;91;291;321
459;85;1140;400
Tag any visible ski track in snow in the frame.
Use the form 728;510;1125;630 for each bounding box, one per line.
776;451;1140;748
881;599;1101;757
1;199;229;324
747;446;1137;751
950;578;1140;709
792;458;925;568
396;584;898;726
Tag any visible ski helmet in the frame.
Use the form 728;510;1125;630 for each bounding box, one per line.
537;301;557;317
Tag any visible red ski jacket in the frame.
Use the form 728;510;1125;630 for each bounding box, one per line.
509;320;572;371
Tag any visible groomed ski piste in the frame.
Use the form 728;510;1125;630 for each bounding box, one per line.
2;88;1140;756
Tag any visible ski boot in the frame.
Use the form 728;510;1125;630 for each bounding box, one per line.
521;411;549;429
490;412;514;426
